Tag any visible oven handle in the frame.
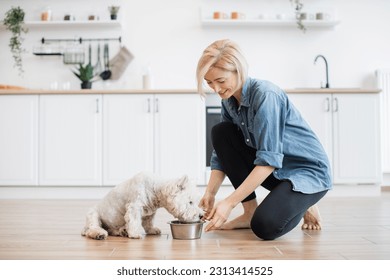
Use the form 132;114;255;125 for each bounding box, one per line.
206;107;221;114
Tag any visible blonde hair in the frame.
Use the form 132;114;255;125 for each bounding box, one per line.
196;39;248;96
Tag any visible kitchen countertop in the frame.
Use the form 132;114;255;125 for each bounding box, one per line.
0;89;200;95
0;88;381;95
285;88;381;94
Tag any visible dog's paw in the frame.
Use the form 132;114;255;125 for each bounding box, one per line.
95;233;108;240
128;233;144;239
146;227;161;235
85;228;108;240
118;227;128;237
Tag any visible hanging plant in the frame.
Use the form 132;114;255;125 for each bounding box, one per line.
3;6;28;76
290;0;306;32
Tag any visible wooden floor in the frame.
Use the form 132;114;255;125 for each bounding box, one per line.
0;192;390;260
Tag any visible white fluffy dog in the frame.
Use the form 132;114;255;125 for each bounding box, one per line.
81;172;203;240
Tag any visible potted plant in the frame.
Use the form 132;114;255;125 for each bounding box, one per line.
290;0;306;32
3;6;28;76
108;6;120;20
72;63;95;89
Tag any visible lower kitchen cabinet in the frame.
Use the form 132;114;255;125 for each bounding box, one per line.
288;92;381;184
102;94;154;185
153;94;205;184
0;95;38;185
0;93;205;187
1;91;380;187
103;94;205;185
332;94;381;183
39;95;102;186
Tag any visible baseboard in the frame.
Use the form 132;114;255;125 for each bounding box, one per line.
327;184;381;197
382;172;390;188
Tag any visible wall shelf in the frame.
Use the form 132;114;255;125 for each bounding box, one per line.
201;19;340;28
24;20;121;28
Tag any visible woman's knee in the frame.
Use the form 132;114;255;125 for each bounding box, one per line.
250;212;281;241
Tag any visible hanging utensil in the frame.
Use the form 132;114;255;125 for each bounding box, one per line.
94;43;102;75
88;43;92;65
100;42;112;80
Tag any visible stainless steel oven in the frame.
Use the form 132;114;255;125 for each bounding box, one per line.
205;106;221;166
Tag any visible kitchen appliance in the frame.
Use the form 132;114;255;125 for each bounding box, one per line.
206;106;221;166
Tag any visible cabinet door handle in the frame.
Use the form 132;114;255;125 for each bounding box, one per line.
96;98;99;113
147;98;151;113
333;97;339;112
325;97;330;112
155;98;159;113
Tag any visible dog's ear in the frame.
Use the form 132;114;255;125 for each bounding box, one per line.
177;175;189;191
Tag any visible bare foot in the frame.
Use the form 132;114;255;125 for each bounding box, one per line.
220;214;251;229
302;204;322;230
220;199;257;230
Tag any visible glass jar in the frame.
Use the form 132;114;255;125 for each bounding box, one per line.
41;7;52;21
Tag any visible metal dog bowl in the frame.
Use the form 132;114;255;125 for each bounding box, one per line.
168;220;205;240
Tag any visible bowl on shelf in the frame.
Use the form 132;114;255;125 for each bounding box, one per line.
168;220;205;240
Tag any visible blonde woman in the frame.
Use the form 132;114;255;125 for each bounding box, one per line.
197;39;332;240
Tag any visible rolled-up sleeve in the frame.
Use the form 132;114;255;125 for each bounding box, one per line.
210;150;224;171
254;151;283;168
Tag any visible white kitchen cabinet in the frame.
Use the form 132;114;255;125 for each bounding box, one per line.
102;94;154;185
0;95;38;185
332;94;381;183
154;94;205;183
1;93;205;188
288;92;381;184
39;95;102;185
103;94;205;185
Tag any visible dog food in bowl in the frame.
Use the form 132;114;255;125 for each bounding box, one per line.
168;220;205;240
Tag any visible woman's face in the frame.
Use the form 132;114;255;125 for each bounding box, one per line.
204;67;240;100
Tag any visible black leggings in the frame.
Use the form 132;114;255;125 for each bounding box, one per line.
211;122;328;240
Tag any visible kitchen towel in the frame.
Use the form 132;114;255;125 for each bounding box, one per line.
109;46;134;80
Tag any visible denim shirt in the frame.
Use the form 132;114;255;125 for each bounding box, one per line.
210;77;332;194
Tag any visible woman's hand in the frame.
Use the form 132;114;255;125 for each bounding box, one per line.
204;199;234;232
199;191;215;219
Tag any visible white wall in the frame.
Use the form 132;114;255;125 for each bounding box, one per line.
1;0;390;90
